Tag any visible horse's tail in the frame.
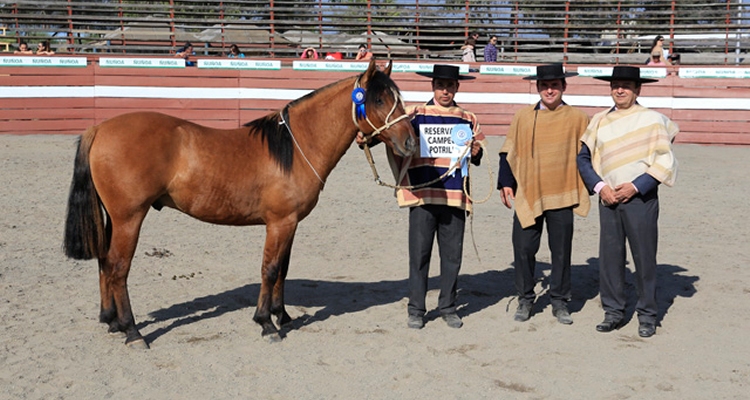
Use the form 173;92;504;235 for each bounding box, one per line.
64;126;108;260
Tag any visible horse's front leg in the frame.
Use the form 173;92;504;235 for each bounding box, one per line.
271;245;294;327
254;219;297;342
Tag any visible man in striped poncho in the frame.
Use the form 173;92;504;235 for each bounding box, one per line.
356;65;485;330
380;65;485;330
577;66;679;338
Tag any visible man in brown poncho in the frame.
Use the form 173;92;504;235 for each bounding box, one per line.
497;64;590;324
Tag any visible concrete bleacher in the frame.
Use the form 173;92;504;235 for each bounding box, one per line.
0;26;10;52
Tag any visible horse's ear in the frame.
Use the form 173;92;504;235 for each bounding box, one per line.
362;58;378;84
383;60;392;76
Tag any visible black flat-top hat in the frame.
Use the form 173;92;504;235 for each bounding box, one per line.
416;64;476;80
523;63;578;80
594;66;658;84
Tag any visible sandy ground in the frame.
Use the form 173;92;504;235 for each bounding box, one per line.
0;134;748;399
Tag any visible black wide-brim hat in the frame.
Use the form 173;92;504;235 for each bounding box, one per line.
523;63;578;80
594;66;659;84
416;64;475;80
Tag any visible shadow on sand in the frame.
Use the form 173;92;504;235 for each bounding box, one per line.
577;257;699;326
138;258;697;343
139;268;518;344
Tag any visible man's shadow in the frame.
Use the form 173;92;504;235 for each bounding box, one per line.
578;257;698;326
508;258;698;326
515;260;601;317
139;268;517;344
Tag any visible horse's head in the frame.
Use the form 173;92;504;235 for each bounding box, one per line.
354;59;416;157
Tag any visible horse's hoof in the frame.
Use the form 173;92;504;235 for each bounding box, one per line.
263;333;282;343
108;331;127;339
277;312;292;327
125;338;150;350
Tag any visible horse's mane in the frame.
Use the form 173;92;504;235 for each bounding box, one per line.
243;69;400;174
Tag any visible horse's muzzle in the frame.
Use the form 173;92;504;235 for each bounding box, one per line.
392;134;416;158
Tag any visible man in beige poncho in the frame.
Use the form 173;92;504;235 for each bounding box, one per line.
498;64;591;325
577;66;678;338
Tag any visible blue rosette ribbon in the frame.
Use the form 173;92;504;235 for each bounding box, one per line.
450;124;473;177
351;88;366;120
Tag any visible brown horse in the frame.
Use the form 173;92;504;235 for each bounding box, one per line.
63;59;416;348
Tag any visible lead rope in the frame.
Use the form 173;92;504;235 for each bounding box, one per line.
278;107;326;188
363;137;494;264
353;76;494;263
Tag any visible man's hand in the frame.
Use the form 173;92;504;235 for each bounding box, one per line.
499;187;515;209
614;183;637;203
599;185;618;206
470;139;481;157
355;131;369;146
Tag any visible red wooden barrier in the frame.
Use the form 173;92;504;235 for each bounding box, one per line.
1;61;749;145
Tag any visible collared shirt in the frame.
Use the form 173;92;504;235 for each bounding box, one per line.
484;43;498;62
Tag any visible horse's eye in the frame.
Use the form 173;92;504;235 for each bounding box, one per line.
375;97;384;106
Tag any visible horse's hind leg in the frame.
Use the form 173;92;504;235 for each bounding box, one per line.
98;259;122;337
97;221;122;336
100;214;149;349
254;219;297;342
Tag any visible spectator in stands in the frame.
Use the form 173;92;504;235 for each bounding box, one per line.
470;31;480;59
484;35;498;62
175;42;195;66
355;44;373;61
36;41;54;55
461;38;476;62
14;42;33;55
228;44;244;58
668;52;680;65
325;51;343;60
647;35;669;62
647;51;670;66
301;47;318;59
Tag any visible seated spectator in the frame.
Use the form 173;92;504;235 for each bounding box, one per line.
668;52;680;65
646;51;670;66
355;44;373;61
325;51;343;60
14;42;33;55
301;47;318;59
35;41;55;55
175;42;195;66
228;44;244;58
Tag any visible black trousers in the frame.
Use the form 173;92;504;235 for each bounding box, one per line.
598;191;659;324
512;208;574;306
407;204;466;317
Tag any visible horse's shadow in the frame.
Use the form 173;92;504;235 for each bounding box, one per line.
139;268;517;344
579;257;699;326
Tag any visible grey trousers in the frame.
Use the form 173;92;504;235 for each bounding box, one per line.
407;204;466;317
512;208;574;306
598;191;660;324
